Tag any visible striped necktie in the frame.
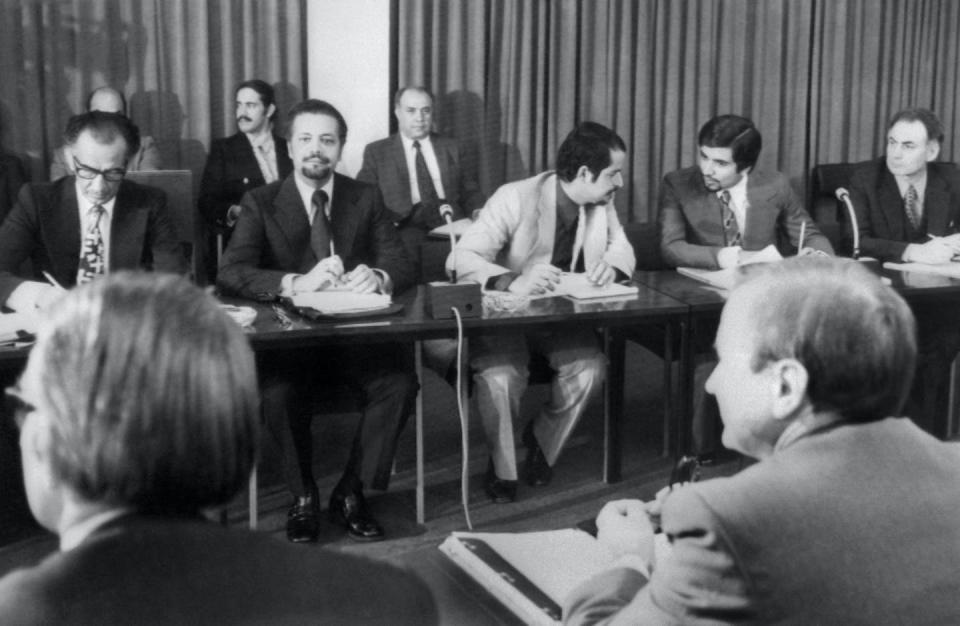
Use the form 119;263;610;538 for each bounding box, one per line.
720;190;741;246
904;184;921;230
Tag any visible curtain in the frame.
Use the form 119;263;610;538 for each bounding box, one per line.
397;0;960;223
0;0;305;185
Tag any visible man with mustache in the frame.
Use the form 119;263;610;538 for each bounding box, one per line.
450;122;635;504
198;79;293;279
218;99;416;544
658;114;833;456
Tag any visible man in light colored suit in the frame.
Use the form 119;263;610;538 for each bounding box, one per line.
565;257;960;625
659;114;834;454
451;122;635;503
218;99;416;544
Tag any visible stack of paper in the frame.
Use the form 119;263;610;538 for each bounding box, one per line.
289;291;391;314
555;273;638;300
883;261;960;279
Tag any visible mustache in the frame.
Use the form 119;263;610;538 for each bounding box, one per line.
237;116;252;123
304;153;331;165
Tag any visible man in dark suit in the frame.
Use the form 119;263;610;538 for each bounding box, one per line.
565;258;960;625
848;108;960;437
357;85;484;261
218;99;417;544
0;150;27;225
198;79;293;279
0;111;185;311
658;114;833;454
0;272;436;624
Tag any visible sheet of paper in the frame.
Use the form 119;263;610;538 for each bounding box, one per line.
289;291;391;313
678;244;784;291
883;261;960;279
429;217;473;238
0;312;39;343
556;273;639;300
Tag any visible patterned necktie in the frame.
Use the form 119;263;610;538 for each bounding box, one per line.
77;204;106;284
904;184;921;230
720;190;741;246
413;140;439;205
310;189;331;260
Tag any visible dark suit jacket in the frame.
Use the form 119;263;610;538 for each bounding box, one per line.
217;173;414;299
198;131;293;228
0;151;27;226
659;166;833;269
357;133;484;223
0;178;186;303
848;158;960;261
565;418;960;624
0;515;437;625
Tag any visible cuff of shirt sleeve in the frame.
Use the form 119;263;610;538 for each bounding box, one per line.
372;269;392;295
6;281;53;312
281;274;300;296
485;272;519;291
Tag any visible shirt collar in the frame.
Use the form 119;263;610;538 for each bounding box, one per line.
246;131;275;152
400;133;432;152
74;179;117;216
60;507;133;552
718;172;750;209
893;169;927;198
293;174;335;218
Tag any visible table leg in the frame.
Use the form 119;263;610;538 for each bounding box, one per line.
603;328;624;483
415;340;425;525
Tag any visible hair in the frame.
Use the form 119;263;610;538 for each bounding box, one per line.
85;86;127;115
63;111;141;163
887;108;944;145
733;257;917;424
555;122;627;182
284;98;348;143
393;85;434;109
698;115;763;172
25;272;260;514
235;79;277;120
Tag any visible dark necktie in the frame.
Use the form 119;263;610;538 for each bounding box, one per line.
720;190;741;246
413;140;439;205
77;204;106;284
904;184;921;230
310;189;331;260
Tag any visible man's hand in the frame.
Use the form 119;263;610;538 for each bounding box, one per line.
903;235;960;264
343;264;381;293
797;247;829;257
225;204;243;227
587;260;616;286
35;284;64;310
596;499;656;563
508;263;562;295
293;255;345;292
716;246;742;269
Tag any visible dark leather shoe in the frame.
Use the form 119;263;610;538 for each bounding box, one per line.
522;422;553;487
484;459;517;504
286;493;319;543
328;486;384;542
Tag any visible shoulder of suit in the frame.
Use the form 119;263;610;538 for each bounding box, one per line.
664;165;701;185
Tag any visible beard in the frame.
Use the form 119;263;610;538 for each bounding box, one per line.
301;161;332;181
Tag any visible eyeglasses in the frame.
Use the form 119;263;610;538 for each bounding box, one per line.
4;386;35;431
73;157;126;183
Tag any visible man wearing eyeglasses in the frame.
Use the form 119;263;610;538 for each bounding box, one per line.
0;111;186;311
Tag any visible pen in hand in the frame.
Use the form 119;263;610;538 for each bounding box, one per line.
798;220;806;252
42;271;66;291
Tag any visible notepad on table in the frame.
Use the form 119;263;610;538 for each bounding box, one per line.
678;244;784;291
440;529;669;626
0;312;39;344
289;291;391;314
555;273;639;300
883;261;960;279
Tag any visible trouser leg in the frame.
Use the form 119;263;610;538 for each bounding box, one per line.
472;334;529;481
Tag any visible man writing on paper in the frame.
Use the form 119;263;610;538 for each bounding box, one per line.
451;122;635;504
218;99;416;544
564;257;960;625
848;107;960;437
658;114;834;455
0;273;436;624
0;111;185;311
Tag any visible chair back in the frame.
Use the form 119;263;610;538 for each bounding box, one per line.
125;170;204;283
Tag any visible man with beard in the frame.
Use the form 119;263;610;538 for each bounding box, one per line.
657;114;833;455
218;99;416;544
450;122;635;504
198;79;293;279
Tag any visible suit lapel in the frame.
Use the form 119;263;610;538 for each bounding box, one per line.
433;135;454;198
877;168;907;235
45;181;82;282
744;173;778;241
330;174;360;259
269;177;312;269
391;135;412;201
109;182;147;269
532;175;557;265
924;168;951;234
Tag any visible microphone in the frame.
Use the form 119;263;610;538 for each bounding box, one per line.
424;203;481;319
835;187;861;260
439;204;457;284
